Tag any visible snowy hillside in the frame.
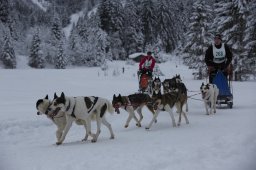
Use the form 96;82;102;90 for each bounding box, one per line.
0;55;256;170
31;0;49;11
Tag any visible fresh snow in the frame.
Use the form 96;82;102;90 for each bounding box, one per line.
129;52;146;59
0;55;256;170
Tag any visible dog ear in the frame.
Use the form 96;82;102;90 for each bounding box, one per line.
60;92;65;98
206;84;210;89
54;93;58;99
44;95;48;99
200;82;204;89
36;99;43;109
113;94;116;98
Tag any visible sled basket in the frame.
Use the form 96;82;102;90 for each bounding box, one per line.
140;74;149;89
212;71;233;108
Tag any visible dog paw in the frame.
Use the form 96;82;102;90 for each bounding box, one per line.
145;126;150;130
110;136;114;139
136;123;141;127
91;139;97;143
82;138;87;142
56;142;62;145
124;125;128;128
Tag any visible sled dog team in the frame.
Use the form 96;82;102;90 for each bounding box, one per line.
36;75;219;145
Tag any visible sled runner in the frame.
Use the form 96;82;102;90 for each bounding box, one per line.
212;71;233;108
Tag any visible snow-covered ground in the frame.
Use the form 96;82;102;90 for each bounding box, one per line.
0;55;256;170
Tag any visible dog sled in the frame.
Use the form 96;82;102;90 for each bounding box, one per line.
212;71;233;108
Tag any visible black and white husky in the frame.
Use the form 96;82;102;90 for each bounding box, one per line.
36;94;88;144
48;92;115;145
200;83;219;115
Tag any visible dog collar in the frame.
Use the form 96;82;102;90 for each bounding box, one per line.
65;99;76;118
71;101;76;118
66;100;71;112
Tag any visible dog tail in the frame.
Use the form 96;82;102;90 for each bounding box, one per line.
106;99;114;114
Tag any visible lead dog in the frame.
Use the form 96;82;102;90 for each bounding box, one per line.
112;93;155;128
48;92;115;145
36;94;88;144
200;83;219;115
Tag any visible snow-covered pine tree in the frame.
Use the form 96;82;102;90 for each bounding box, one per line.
29;28;45;68
50;14;65;46
182;0;213;69
244;0;256;75
0;35;16;69
140;0;158;51
0;0;9;23
0;21;8;54
97;0;125;60
98;0;124;34
76;16;88;41
84;12;108;66
122;0;144;56
67;23;84;66
155;0;187;53
55;41;67;69
48;13;66;65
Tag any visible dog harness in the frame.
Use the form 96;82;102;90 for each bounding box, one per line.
88;97;99;113
117;96;131;110
66;99;76;118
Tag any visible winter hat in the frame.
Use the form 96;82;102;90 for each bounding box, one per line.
214;34;222;41
147;51;152;55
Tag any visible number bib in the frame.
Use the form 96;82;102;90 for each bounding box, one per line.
143;58;153;69
213;43;226;63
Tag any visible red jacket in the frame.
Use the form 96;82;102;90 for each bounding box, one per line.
139;55;156;71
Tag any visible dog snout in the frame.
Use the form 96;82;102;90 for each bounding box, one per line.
37;111;40;115
153;102;159;110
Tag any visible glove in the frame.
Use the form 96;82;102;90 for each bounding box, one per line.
140;68;147;74
224;64;232;75
207;66;215;74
